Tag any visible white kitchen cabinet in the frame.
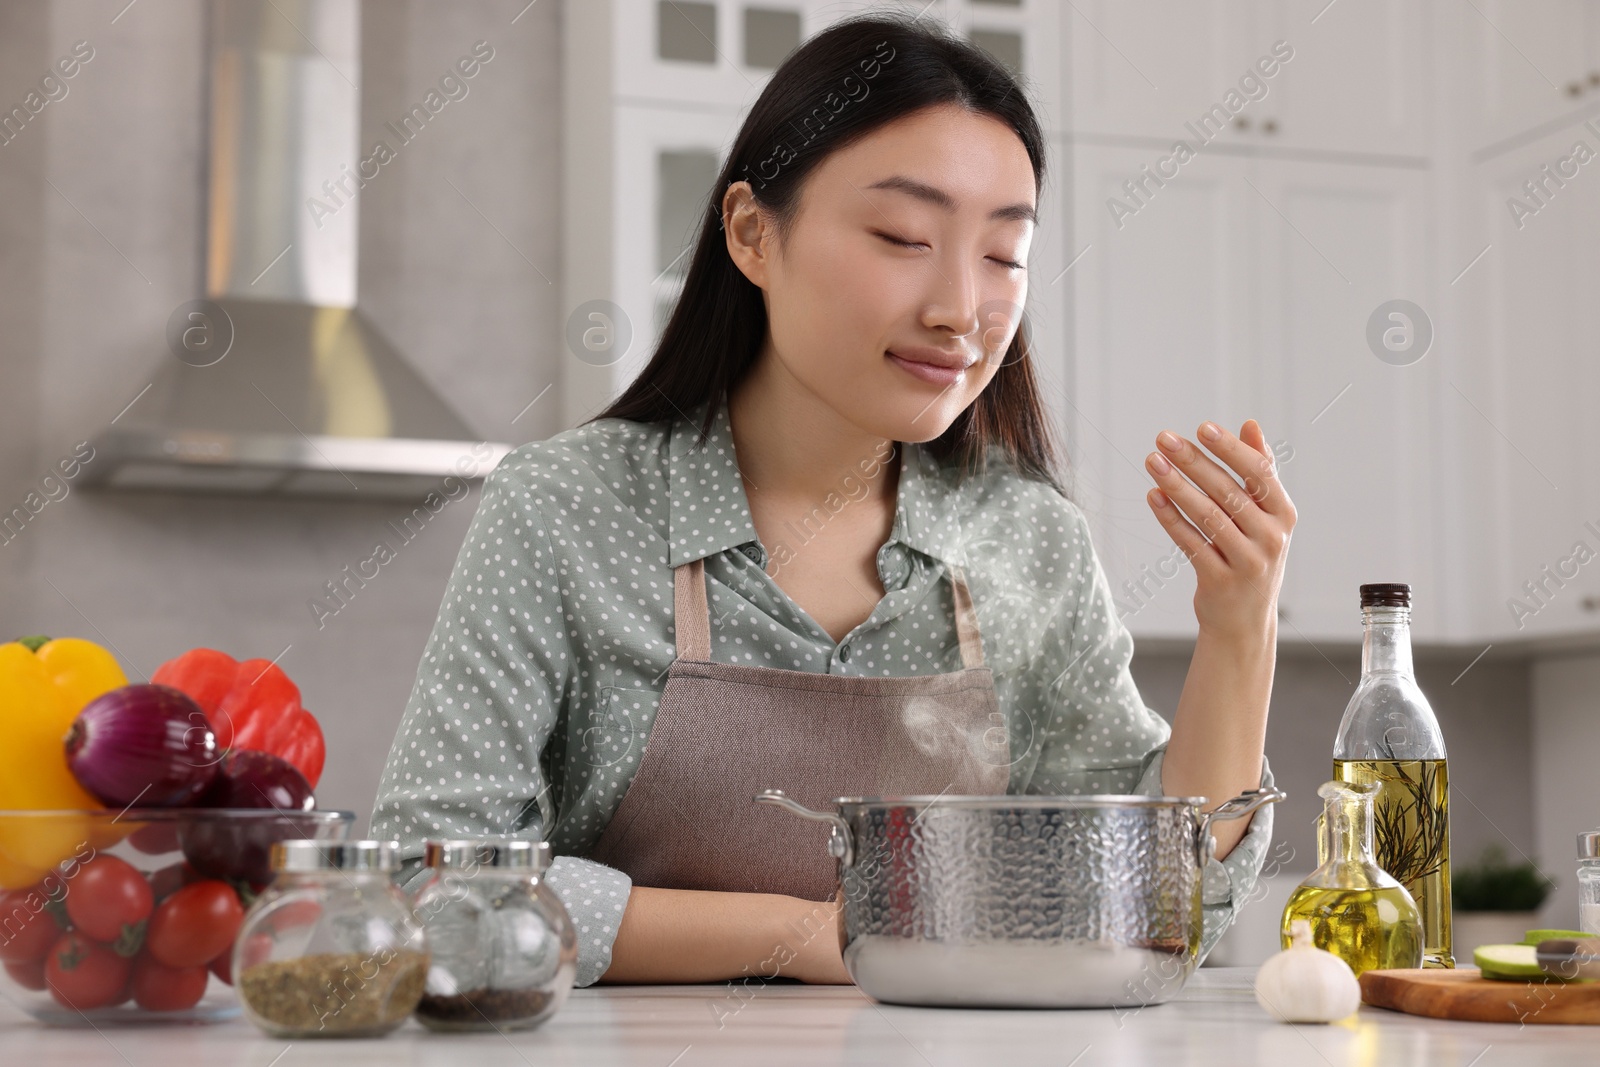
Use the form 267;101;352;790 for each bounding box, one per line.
1249;158;1440;642
1444;124;1600;643
1066;143;1260;639
1066;1;1260;144
1061;0;1600;647
1451;0;1600;158
1066;143;1438;642
1249;0;1433;159
1065;0;1441;643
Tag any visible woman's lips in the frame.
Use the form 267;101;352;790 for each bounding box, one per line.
887;351;966;386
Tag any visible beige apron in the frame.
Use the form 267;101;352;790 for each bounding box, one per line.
586;555;1010;902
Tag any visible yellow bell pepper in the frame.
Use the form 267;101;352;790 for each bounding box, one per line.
0;636;127;887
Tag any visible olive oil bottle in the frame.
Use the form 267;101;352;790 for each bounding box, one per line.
1331;583;1453;967
1282;780;1424;976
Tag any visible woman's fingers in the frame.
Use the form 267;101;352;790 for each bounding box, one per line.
1146;488;1223;575
1152;429;1271;540
1199;420;1294;520
1145;448;1251;561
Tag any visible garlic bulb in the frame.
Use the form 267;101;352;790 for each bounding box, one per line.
1253;919;1361;1023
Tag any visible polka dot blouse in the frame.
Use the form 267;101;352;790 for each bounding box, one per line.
370;394;1276;986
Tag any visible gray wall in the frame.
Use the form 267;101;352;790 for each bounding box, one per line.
0;0;1544;907
0;0;564;822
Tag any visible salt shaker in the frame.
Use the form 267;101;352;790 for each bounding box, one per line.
1579;830;1600;935
411;838;578;1031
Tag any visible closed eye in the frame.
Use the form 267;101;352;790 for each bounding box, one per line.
873;232;1025;271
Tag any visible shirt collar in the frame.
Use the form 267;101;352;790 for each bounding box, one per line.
666;394;965;570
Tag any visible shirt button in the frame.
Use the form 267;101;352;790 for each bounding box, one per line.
838;643;851;662
741;543;762;564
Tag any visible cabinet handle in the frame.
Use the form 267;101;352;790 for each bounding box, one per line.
1233;116;1251;131
1581;596;1600;613
1568;80;1584;97
1589;71;1600;88
1261;118;1278;135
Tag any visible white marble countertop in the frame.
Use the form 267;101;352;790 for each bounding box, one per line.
2;968;1592;1066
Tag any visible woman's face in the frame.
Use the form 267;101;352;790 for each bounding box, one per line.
726;102;1037;443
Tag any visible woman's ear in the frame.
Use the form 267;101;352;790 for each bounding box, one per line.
723;181;773;290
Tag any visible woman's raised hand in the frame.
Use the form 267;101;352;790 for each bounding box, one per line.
1142;419;1297;642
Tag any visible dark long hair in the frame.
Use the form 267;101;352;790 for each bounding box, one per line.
585;12;1068;496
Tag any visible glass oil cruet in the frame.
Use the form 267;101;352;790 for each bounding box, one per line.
1281;780;1424;976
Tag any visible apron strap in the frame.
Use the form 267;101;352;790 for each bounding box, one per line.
949;563;985;669
674;557;713;660
673;556;986;669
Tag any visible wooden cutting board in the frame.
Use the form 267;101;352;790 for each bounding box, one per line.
1359;967;1600;1024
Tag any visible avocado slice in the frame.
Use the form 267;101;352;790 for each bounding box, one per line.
1520;928;1589;945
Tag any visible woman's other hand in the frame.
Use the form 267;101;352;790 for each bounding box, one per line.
1143;419;1297;642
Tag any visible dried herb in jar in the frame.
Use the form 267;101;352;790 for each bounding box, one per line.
239;948;428;1036
414;986;555;1029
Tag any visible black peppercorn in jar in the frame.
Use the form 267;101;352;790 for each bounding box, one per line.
410;838;577;1031
234;840;430;1038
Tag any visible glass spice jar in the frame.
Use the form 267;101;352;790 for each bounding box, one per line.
1579;830;1600;935
411;838;577;1031
234;840;430;1038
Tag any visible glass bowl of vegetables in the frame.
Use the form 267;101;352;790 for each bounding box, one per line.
0;807;354;1025
0;637;346;1026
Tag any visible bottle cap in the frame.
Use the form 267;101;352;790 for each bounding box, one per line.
423;837;551;872
272;840;401;873
1360;583;1411;607
1580;830;1600;860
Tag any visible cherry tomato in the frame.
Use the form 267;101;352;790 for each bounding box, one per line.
0;888;65;964
65;856;154;944
44;932;132;1010
131;953;209;1012
4;958;47;991
145;881;243;968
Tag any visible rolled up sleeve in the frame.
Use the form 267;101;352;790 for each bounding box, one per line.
371;461;632;987
1133;746;1277;963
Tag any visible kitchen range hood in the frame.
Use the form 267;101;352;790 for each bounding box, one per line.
84;0;510;499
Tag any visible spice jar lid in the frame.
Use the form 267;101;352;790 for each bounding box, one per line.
422;837;551;872
1580;830;1600;859
272;839;402;873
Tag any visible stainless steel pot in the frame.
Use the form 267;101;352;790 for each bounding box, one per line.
755;785;1284;1008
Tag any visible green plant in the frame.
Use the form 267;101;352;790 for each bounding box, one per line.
1451;844;1556;912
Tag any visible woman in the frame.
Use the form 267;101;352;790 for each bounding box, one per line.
372;13;1293;989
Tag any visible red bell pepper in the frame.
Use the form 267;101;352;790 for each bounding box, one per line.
150;649;325;789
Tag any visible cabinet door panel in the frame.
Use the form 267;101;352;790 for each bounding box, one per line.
1069;145;1257;639
1252;161;1438;641
1253;0;1430;157
1448;0;1598;155
1457;132;1600;641
1068;0;1260;141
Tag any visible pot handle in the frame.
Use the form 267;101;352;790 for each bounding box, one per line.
754;789;855;867
1194;786;1287;868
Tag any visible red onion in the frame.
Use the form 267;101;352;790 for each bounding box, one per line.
200;749;315;812
64;684;220;807
183;750;317;887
